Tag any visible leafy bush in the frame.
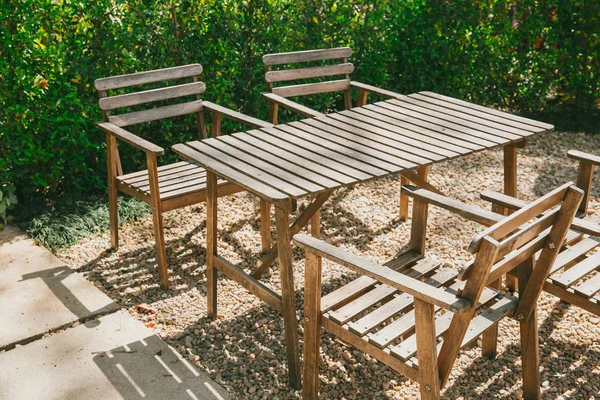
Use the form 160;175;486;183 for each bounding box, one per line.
0;184;18;229
1;0;598;206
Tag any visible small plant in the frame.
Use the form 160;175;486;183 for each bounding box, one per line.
0;184;18;230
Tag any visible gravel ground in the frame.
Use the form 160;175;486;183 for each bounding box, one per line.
60;131;600;399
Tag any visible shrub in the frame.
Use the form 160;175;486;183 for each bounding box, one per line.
1;0;598;205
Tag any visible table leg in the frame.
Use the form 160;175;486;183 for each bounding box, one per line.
399;175;410;221
504;142;525;291
274;204;302;389
260;200;271;253
206;171;218;320
310;194;320;239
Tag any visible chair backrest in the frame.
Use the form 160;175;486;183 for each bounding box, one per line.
434;182;583;385
263;47;355;108
94;64;206;133
463;182;583;292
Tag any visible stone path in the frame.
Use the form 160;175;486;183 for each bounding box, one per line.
0;226;230;400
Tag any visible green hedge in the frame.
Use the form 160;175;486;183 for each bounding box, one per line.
1;0;598;204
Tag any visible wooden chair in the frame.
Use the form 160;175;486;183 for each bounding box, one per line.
95;64;273;289
294;182;583;399
479;150;600;316
262;47;404;124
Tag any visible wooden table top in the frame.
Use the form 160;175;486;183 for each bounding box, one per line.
173;92;553;203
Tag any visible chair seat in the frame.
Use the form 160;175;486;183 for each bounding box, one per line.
320;251;519;371
116;161;234;201
547;236;600;303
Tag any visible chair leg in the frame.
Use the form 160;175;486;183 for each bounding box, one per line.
151;203;168;289
269;102;278;125
106;133;119;249
415;299;441;399
206;171;218;319
518;257;541;399
260;200;271;253
108;180;119;250
303;250;322;399
147;153;169;289
520;311;541;399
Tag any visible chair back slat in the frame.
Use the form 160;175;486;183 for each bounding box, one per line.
263;47;352;66
469;182;573;253
95;64;205;128
272;79;351;98
108;100;203;127
495;209;559;260
94;64;203;91
264;47;354;107
265;63;354;83
99;82;206;111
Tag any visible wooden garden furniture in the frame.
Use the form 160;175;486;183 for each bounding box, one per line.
478;150;600;316
172;92;554;389
94;64;273;289
295;182;583;399
262;47;407;124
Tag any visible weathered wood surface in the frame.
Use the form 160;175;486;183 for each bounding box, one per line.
263;47;352;66
266;63;354;83
97;122;164;155
272;79;351;98
261;92;324;118
95;64;204;90
99;82;206;110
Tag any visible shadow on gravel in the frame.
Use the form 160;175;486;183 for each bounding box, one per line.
443;299;600;399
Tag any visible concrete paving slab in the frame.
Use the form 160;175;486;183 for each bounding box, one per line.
0;226;119;349
0;311;230;400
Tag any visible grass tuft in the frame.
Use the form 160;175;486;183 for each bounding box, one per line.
24;196;150;252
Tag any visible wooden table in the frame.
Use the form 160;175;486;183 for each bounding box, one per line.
172;91;553;388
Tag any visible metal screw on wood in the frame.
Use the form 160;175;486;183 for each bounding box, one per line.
548;242;555;249
425;384;431;392
305;317;309;321
517;313;525;320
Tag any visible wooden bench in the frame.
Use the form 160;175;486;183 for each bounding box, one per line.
95;64;272;289
295;182;583;399
477;150;600;315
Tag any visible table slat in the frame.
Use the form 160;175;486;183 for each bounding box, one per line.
409;93;545;133
340;108;475;154
418;91;553;130
247;129;372;181
375;102;509;145
187;141;308;198
295;119;423;167
172;143;289;202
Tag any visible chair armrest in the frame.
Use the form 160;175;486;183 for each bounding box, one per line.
293;234;471;314
401;185;503;227
350;81;403;99
479;189;600;237
96;122;164;156
261;92;325;118
479;189;527;211
568;150;600;166
202;101;273;129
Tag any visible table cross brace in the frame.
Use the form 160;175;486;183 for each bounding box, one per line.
251;190;333;279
